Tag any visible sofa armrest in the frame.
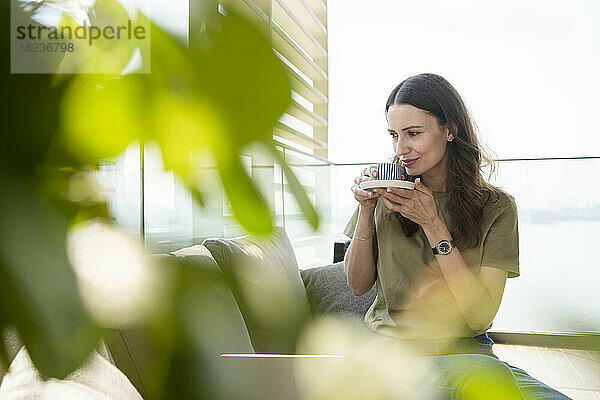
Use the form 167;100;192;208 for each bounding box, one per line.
333;240;351;263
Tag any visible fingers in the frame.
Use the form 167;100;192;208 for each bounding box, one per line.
382;197;414;220
351;184;380;201
382;187;414;199
354;166;380;204
352;184;377;198
370;166;378;178
361;166;378;178
380;190;406;203
379;191;402;207
355;174;376;185
380;196;401;213
413;178;435;197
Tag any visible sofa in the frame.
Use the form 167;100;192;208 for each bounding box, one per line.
1;226;379;400
2;226;574;400
99;226;376;399
1;226;376;399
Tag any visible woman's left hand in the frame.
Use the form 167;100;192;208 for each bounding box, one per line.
377;178;442;229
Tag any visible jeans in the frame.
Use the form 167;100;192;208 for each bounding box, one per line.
371;332;572;400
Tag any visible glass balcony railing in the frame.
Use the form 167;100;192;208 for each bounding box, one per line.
95;146;600;335
481;157;600;334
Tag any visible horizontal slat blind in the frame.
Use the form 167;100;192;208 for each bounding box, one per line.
218;0;329;158
273;121;326;149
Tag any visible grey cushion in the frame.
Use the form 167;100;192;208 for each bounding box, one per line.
203;227;311;353
300;262;376;318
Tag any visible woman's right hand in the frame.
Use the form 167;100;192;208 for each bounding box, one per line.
351;166;380;210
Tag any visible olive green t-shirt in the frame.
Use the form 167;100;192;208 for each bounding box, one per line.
344;190;519;340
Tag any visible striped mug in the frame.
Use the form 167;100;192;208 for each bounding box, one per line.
376;162;403;180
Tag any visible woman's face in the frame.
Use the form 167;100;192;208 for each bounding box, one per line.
387;104;453;179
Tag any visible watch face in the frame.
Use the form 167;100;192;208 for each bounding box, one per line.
438;241;451;254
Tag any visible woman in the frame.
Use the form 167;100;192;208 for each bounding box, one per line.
344;73;570;399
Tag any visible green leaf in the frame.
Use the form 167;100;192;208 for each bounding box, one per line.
57;9;302;236
57;0;146;74
217;153;274;234
194;10;291;148
60;74;147;163
0;170;99;379
271;147;320;230
0;3;69;173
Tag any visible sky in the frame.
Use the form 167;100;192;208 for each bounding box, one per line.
327;0;600;164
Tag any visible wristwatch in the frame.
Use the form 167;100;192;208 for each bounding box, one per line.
432;239;455;255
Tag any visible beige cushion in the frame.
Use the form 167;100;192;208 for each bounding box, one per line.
203;227;311;353
0;347;142;400
0;329;113;387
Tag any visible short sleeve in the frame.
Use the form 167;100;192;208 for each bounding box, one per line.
344;205;360;238
343;205;378;262
481;195;520;278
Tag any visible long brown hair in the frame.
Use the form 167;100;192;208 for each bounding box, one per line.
385;73;502;250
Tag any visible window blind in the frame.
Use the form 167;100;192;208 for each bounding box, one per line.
217;0;329;159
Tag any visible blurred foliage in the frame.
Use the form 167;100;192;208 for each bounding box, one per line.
295;316;426;400
3;0;596;399
0;171;100;379
58;0;318;233
296;317;535;400
58;0;144;74
0;0;318;391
